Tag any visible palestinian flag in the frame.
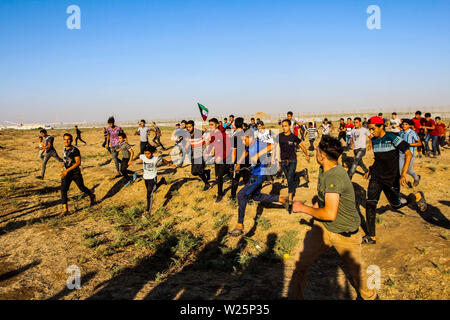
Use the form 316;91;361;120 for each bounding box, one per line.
198;103;209;121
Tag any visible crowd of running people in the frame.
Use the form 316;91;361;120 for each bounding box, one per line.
34;110;448;299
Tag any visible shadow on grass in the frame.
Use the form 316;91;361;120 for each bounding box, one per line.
144;228;285;300
0;260;40;282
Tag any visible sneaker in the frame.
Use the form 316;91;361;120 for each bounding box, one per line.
215;195;224;203
205;169;211;181
124;181;132;187
413;175;421;187
203;184;212;191
132;173;137;181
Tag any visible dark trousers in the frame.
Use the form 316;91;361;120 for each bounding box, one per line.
120;158;130;180
145;178;157;212
215;163;231;196
425;134;438;156
348;148;368;178
140;141;149;155
153;135;165;149
75;136;86;145
41;149;63;178
61;170;92;205
231;165;251;199
366;178;402;237
418;132;426;155
237;175;279;224
281;160;297;195
308;139;315;151
102;137;110;152
111;146;120;172
438;136;446;148
191;162;210;186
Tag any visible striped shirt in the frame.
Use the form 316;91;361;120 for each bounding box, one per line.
307;127;318;140
400;129;419;156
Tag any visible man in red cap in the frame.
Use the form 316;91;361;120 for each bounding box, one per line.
362;116;427;245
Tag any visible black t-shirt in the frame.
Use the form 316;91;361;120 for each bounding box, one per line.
63;146;81;173
76;128;82;136
44;135;56;152
371;132;409;184
279;132;301;161
232;129;249;165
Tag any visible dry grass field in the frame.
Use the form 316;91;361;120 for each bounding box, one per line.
0;124;449;300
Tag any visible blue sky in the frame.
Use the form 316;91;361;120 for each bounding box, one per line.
0;0;449;123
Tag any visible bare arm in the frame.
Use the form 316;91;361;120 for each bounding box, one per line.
293;193;340;221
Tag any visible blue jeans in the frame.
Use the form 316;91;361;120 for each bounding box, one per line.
425;134;438;156
399;152;418;181
345;135;352;149
237;175;279;224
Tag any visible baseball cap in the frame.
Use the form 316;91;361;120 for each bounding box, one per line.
369;116;384;125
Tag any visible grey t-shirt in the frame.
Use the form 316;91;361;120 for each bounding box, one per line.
351;127;371;150
119;141;132;159
138;127;150;142
318;165;361;234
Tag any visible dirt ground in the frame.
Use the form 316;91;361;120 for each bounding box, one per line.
0;124;449;300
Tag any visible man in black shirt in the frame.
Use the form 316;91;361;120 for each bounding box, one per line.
231;117;252;201
184;120;211;191
75;125;87;146
61;133;96;215
37;129;63;179
363;117;427;245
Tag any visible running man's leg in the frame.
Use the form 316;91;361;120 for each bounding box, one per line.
72;171;94;201
215;163;226;197
110;146;120;173
120;158;130;180
41;152;52;178
432;135;439;156
61;174;73;205
406;155;418;181
424;134;431;153
365;179;383;239
145;178;157;212
237;175;265;225
349;148;367;178
330;230;377;300
281;161;297;198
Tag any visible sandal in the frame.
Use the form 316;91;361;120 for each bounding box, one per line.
362;235;376;245
230;227;244;237
416;191;427;212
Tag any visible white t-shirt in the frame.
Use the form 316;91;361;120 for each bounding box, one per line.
322;123;331;135
390;118;401;133
351;127;371;149
140;154;162;180
254;129;274;144
138;127;150;142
